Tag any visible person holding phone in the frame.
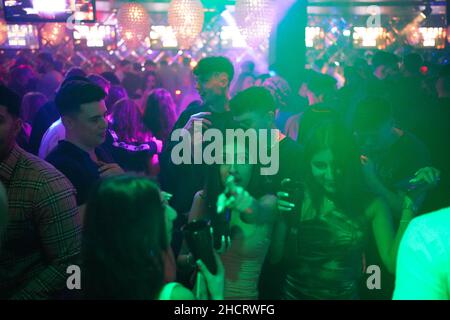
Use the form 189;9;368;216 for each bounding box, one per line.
271;122;418;299
158;57;237;257
178;141;277;300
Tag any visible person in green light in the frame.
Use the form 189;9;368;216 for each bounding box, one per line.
82;175;224;300
271;121;417;299
353;96;440;299
394;206;450;300
178;138;277;300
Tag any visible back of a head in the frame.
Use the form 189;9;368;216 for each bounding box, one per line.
230;86;276;117
105;85;128;112
0;85;21;118
65;67;87;80
143;88;177;141
87;74;111;93
101;72;121;85
353;96;393;132
307;72;337;98
21;92;48;123
194;56;234;83
10;64;35;84
111;98;145;142
372;51;399;70
55;78;106;116
403;53;423;75
82;175;166;299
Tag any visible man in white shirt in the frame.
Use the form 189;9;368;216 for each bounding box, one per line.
38;118;65;159
394;206;450;300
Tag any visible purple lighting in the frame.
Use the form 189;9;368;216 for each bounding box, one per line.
31;0;67;14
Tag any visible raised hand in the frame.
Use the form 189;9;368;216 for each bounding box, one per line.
183;112;212;135
409;166;440;188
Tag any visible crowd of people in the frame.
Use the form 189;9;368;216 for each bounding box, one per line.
0;48;449;300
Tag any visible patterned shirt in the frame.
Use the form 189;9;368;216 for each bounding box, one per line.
0;144;81;299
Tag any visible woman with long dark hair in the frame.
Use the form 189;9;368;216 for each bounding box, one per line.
109;98;162;174
271;121;416;299
143;88;177;143
178;141;277;300
82;175;224;299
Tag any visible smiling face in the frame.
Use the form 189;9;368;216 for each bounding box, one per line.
310;148;337;194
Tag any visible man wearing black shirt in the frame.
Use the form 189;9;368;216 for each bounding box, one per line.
353;97;437;216
159;56;236;258
229;86;304;189
159;57;236;215
228;86;304;299
416;66;450;212
353;97;439;299
46;78;123;206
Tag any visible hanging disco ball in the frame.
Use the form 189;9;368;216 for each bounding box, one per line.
235;0;275;48
40;23;66;46
168;0;205;50
117;2;151;50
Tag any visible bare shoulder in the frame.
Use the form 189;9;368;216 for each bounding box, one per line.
171;284;195;300
365;197;389;221
192;190;207;209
